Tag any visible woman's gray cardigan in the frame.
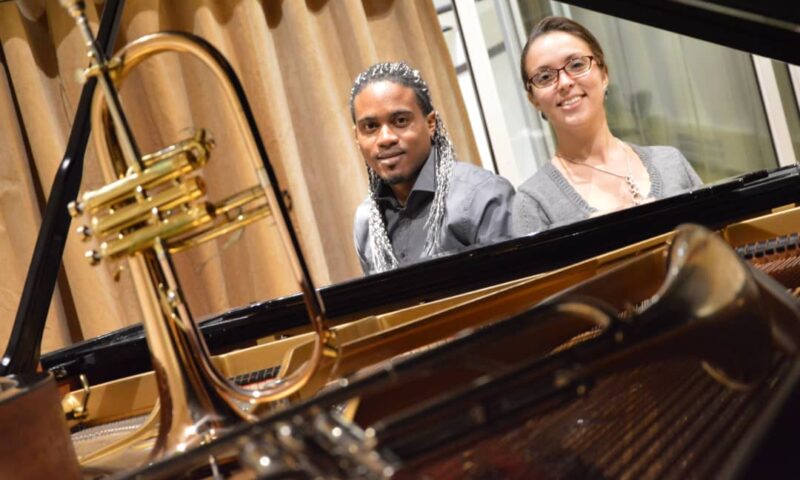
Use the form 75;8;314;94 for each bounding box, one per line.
512;145;703;235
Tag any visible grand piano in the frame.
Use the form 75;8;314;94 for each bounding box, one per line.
3;0;800;478
33;0;800;389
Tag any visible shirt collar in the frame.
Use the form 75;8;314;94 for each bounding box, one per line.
375;148;437;208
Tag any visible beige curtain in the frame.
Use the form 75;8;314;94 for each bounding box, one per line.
0;0;479;354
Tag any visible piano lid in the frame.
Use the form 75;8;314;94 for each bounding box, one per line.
566;0;800;65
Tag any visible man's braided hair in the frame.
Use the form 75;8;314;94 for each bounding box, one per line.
349;62;456;273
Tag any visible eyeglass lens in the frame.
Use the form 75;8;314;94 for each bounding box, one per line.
530;56;593;89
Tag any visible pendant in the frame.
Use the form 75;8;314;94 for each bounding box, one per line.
624;176;643;205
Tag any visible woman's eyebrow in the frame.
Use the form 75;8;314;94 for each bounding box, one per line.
534;51;587;70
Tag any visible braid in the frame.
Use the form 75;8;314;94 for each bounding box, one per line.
422;115;455;257
350;62;456;272
366;168;399;272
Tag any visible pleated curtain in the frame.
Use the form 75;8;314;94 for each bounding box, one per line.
0;0;479;353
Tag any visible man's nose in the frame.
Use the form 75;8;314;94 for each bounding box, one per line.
377;125;398;146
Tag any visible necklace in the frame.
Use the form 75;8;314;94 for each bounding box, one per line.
556;143;644;205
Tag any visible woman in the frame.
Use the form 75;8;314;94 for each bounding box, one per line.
513;16;702;235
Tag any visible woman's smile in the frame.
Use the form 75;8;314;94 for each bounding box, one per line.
557;94;586;109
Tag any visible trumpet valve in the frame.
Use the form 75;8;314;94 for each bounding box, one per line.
85;250;101;265
76;225;92;240
68;200;84;217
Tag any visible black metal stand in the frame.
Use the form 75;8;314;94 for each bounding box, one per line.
0;0;126;376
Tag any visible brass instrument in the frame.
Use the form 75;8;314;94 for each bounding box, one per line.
60;0;333;472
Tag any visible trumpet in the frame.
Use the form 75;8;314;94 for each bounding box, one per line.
60;0;334;472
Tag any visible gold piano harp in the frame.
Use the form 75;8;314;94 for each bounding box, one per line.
59;0;336;473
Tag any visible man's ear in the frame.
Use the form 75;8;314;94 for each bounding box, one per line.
426;110;437;137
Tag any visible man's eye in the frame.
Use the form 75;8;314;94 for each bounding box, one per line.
394;116;410;127
362;123;378;132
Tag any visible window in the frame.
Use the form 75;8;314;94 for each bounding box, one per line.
438;0;800;185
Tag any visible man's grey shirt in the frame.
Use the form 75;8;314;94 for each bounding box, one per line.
354;153;515;275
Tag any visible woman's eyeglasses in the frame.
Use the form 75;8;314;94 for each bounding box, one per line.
527;55;595;90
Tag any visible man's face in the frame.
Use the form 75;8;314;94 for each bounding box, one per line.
354;81;436;189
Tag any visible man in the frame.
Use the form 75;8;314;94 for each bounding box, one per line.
350;62;515;274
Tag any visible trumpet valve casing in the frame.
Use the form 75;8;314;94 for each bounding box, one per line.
71;129;214;264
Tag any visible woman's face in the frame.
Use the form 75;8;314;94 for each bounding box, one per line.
524;31;608;130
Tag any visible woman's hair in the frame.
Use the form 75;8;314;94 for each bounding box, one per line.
349;62;456;273
520;16;608;91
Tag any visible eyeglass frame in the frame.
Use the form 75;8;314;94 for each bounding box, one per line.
526;55;597;91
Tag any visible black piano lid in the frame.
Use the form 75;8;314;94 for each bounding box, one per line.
40;0;800;385
567;0;800;66
42;165;800;386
